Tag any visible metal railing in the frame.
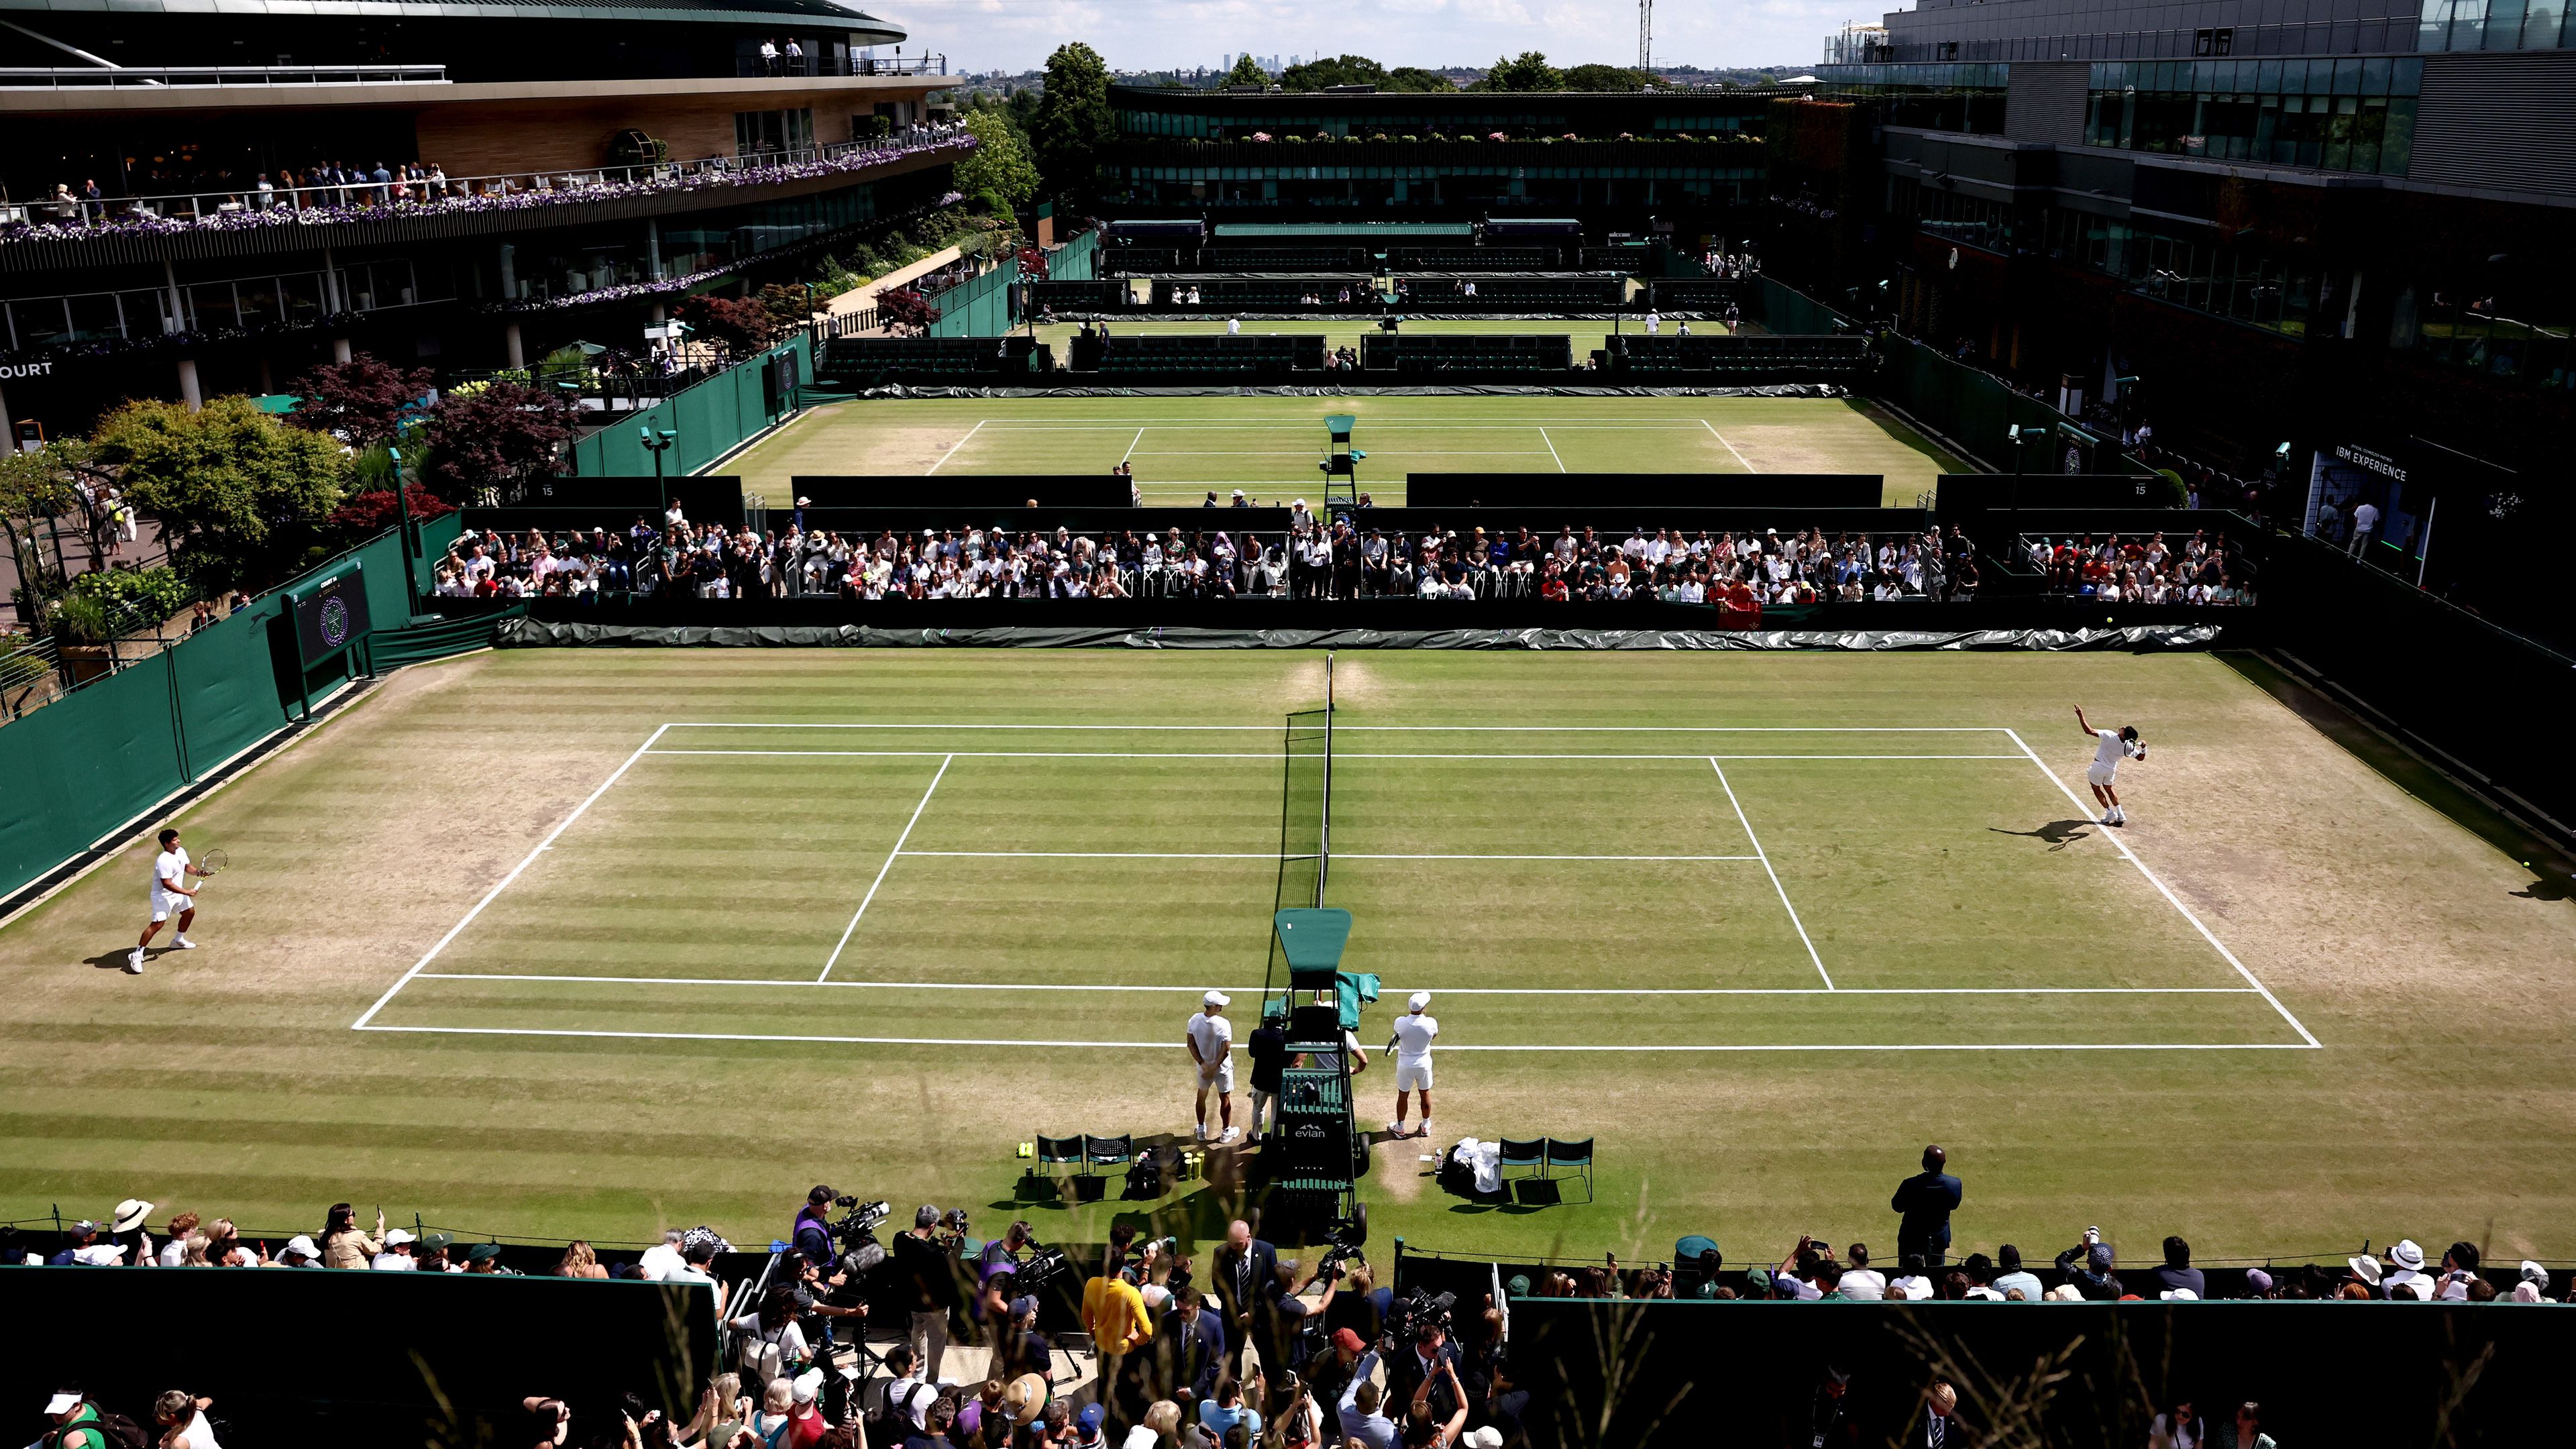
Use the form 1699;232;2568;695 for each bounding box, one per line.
0;130;971;235
0;63;447;90
0;590;207;722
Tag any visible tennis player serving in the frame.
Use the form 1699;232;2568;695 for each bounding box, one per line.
129;827;219;974
2073;705;2145;827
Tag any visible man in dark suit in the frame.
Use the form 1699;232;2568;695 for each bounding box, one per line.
1210;1219;1279;1377
1904;1381;1966;1448
1153;1284;1226;1409
1383;1320;1464;1425
1890;1145;1964;1267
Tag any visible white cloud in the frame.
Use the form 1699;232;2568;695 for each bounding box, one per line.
879;0;1841;72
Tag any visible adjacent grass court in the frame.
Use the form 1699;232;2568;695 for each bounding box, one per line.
5;650;2573;1265
731;393;1962;506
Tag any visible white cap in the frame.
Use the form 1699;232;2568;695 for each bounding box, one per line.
1203;991;1229;1008
2158;1288;2198;1301
284;1234;322;1259
793;1368;825;1403
384;1228;417;1247
46;1393;82;1416
1408;991;1432;1012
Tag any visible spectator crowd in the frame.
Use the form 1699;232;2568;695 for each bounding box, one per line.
427;517;1989;608
2027;529;2251;604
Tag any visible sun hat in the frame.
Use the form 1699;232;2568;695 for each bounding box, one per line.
2159;1289;2198;1301
1003;1374;1049;1426
1408;991;1432;1012
2391;1240;2426;1273
111;1199;154;1234
1203;990;1229;1008
2046;1283;2085;1301
1462;1431;1505;1449
2521;1260;2550;1285
466;1242;503;1263
2347;1254;2383;1287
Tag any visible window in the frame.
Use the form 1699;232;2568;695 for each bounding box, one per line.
735;108;817;157
2192;28;2234;55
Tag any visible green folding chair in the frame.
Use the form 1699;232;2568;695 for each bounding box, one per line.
1544;1136;1595;1203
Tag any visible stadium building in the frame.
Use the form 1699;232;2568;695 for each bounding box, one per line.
1102;83;1790;227
1808;0;2572;610
0;0;959;435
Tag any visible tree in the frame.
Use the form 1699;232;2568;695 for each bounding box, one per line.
1279;54;1387;91
676;292;779;356
327;482;456;543
876;288;941;337
0;441;98;615
420;382;578;503
282;353;433;450
1032;42;1116;205
93;396;347;596
1562;63;1652;92
1384;67;1459;93
955;107;1040;211
1220;52;1268;86
1476;51;1563;92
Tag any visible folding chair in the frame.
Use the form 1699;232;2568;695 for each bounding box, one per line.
1497;1138;1546;1179
1034;1135;1085;1185
1544;1137;1595;1203
1079;1134;1132;1203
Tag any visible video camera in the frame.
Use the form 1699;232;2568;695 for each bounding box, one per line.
1381;1287;1456;1352
1315;1205;1371;1280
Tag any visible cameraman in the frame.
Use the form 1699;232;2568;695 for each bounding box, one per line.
1303;1328;1370;1444
1386;1318;1462;1428
895;1204;963;1383
793;1186;837;1270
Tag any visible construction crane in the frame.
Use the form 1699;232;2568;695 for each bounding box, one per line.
1638;0;1653;74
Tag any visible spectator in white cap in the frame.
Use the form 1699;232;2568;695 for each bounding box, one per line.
373;1229;419;1271
1387;991;1438;1141
275;1236;324;1267
1187;990;1239;1144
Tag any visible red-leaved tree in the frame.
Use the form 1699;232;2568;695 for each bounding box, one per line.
327;482;458;538
284;353;435;449
420;382;580;502
676;293;779;356
877;287;941;337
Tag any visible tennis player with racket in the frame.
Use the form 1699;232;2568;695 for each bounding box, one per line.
129;828;223;974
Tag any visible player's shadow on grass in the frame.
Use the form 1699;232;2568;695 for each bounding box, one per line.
85;947;160;971
1990;820;2095;851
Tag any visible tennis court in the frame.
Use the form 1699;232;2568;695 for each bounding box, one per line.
729;394;1961;506
354;702;2310;1057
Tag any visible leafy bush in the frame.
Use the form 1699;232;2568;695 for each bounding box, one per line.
329;483;458;540
70;564;191;623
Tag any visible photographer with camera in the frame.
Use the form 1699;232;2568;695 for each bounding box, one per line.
1385;1317;1462;1430
794;1186;839;1269
1302;1328;1370;1444
895;1205;964;1384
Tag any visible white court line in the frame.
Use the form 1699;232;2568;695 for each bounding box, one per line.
643;749;2025;761
1538;427;1567;472
656;723;2009;733
2004;729;2321;1048
350;723;675;1030
413;973;2259;998
1701;417;1755;471
351;1024;2316;1053
817;753;952;983
1709;757;1833;990
1120;426;1144;462
894;851;1761;862
926;419;986;474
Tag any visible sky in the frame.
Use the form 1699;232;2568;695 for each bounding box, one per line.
871;0;1869;76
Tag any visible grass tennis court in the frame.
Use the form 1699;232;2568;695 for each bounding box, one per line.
7;649;2573;1265
732;394;1962;506
1024;317;1733;356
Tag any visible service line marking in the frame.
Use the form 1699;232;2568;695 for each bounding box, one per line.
818;753;952;982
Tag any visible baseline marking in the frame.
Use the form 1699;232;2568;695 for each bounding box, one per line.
643;749;2023;761
1538;427;1568;472
817;753;953;983
1701;417;1755;471
350;722;674;1030
414;973;2257;998
926;419;987;474
2002;729;2320;1048
1709;757;1833;989
654;723;2010;733
351;1024;2312;1053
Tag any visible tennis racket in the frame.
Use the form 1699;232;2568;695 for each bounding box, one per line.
197;848;229;877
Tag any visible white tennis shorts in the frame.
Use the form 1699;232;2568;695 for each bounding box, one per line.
1198;1059;1236;1093
150;892;191;922
2086;763;2118;788
1395;1059;1434;1091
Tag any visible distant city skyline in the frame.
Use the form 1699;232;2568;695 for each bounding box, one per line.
873;0;1847;76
